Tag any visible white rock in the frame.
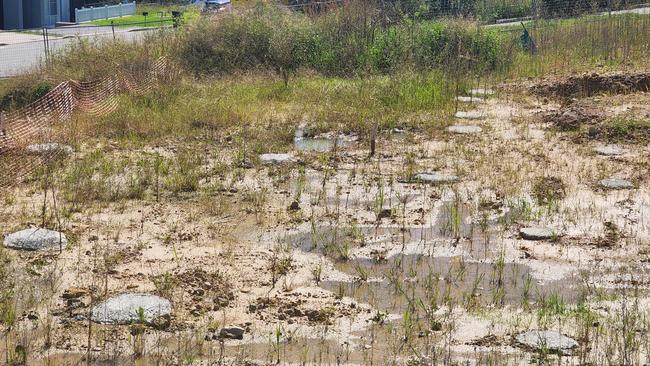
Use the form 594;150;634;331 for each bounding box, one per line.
4;228;67;251
515;330;578;355
456;96;484;103
470;88;494;96
520;227;555;240
455;111;483;120
26;143;73;156
412;172;459;184
259;153;296;165
446;125;483;134
91;293;171;324
594;145;626;156
599;178;634;190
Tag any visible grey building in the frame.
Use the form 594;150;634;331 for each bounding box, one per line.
1;0;71;30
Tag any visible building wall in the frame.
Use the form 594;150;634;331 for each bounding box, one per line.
3;0;23;29
23;0;44;29
0;0;4;29
1;0;68;29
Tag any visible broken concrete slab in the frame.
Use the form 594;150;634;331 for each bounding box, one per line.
520;227;555;241
599;178;634;190
91;293;172;325
411;172;459;185
515;330;578;355
593;145;626;156
455;111;483;119
26;143;73;156
446;125;483;134
4;228;67;251
259;153;297;165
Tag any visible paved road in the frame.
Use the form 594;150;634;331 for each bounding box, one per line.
0;26;164;78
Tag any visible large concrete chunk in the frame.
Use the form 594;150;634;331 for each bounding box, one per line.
446;125;483;134
412;172;459;185
259;153;297;165
91;293;172;324
4;228;67;251
600;178;634;190
593;145;626;156
456;96;484;103
470;88;494;96
26;143;73;156
515;330;578;355
455;111;483;120
520;227;555;241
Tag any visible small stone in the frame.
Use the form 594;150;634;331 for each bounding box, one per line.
62;288;88;299
520;227;555;241
219;326;245;340
599;178;634;190
446;125;483;134
456;96;484;103
259;153;297;165
288;201;301;211
455;111;483;120
594;145;626;156
90;293;171;325
25;143;73;156
514;330;578;355
412;172;459;185
191;288;205;297
4;228;67;251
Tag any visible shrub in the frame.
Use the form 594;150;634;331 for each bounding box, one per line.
175;4;509;77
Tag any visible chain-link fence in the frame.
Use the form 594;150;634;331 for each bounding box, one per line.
0;20;174;78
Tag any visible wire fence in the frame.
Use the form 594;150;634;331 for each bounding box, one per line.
0;57;177;189
0;20;174;78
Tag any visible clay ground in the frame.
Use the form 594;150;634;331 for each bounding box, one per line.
1;77;649;365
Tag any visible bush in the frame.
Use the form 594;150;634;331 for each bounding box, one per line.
0;79;53;112
175;4;509;77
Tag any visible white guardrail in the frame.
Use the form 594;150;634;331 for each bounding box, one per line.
75;2;137;23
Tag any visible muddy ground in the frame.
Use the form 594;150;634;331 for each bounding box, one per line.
1;76;650;365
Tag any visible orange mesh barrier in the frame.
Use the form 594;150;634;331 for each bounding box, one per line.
0;57;175;189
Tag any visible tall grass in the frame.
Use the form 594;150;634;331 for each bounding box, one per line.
505;13;650;77
174;4;509;77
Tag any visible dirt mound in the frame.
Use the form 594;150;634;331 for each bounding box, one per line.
543;105;603;130
532;72;650;99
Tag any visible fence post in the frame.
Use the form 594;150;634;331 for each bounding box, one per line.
0;111;5;136
111;20;116;40
42;27;49;65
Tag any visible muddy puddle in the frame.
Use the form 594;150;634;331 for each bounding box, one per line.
294;129;355;152
321;255;581;313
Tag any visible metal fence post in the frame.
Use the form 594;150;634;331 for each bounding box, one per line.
42;27;49;65
0;111;6;136
111;20;116;40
